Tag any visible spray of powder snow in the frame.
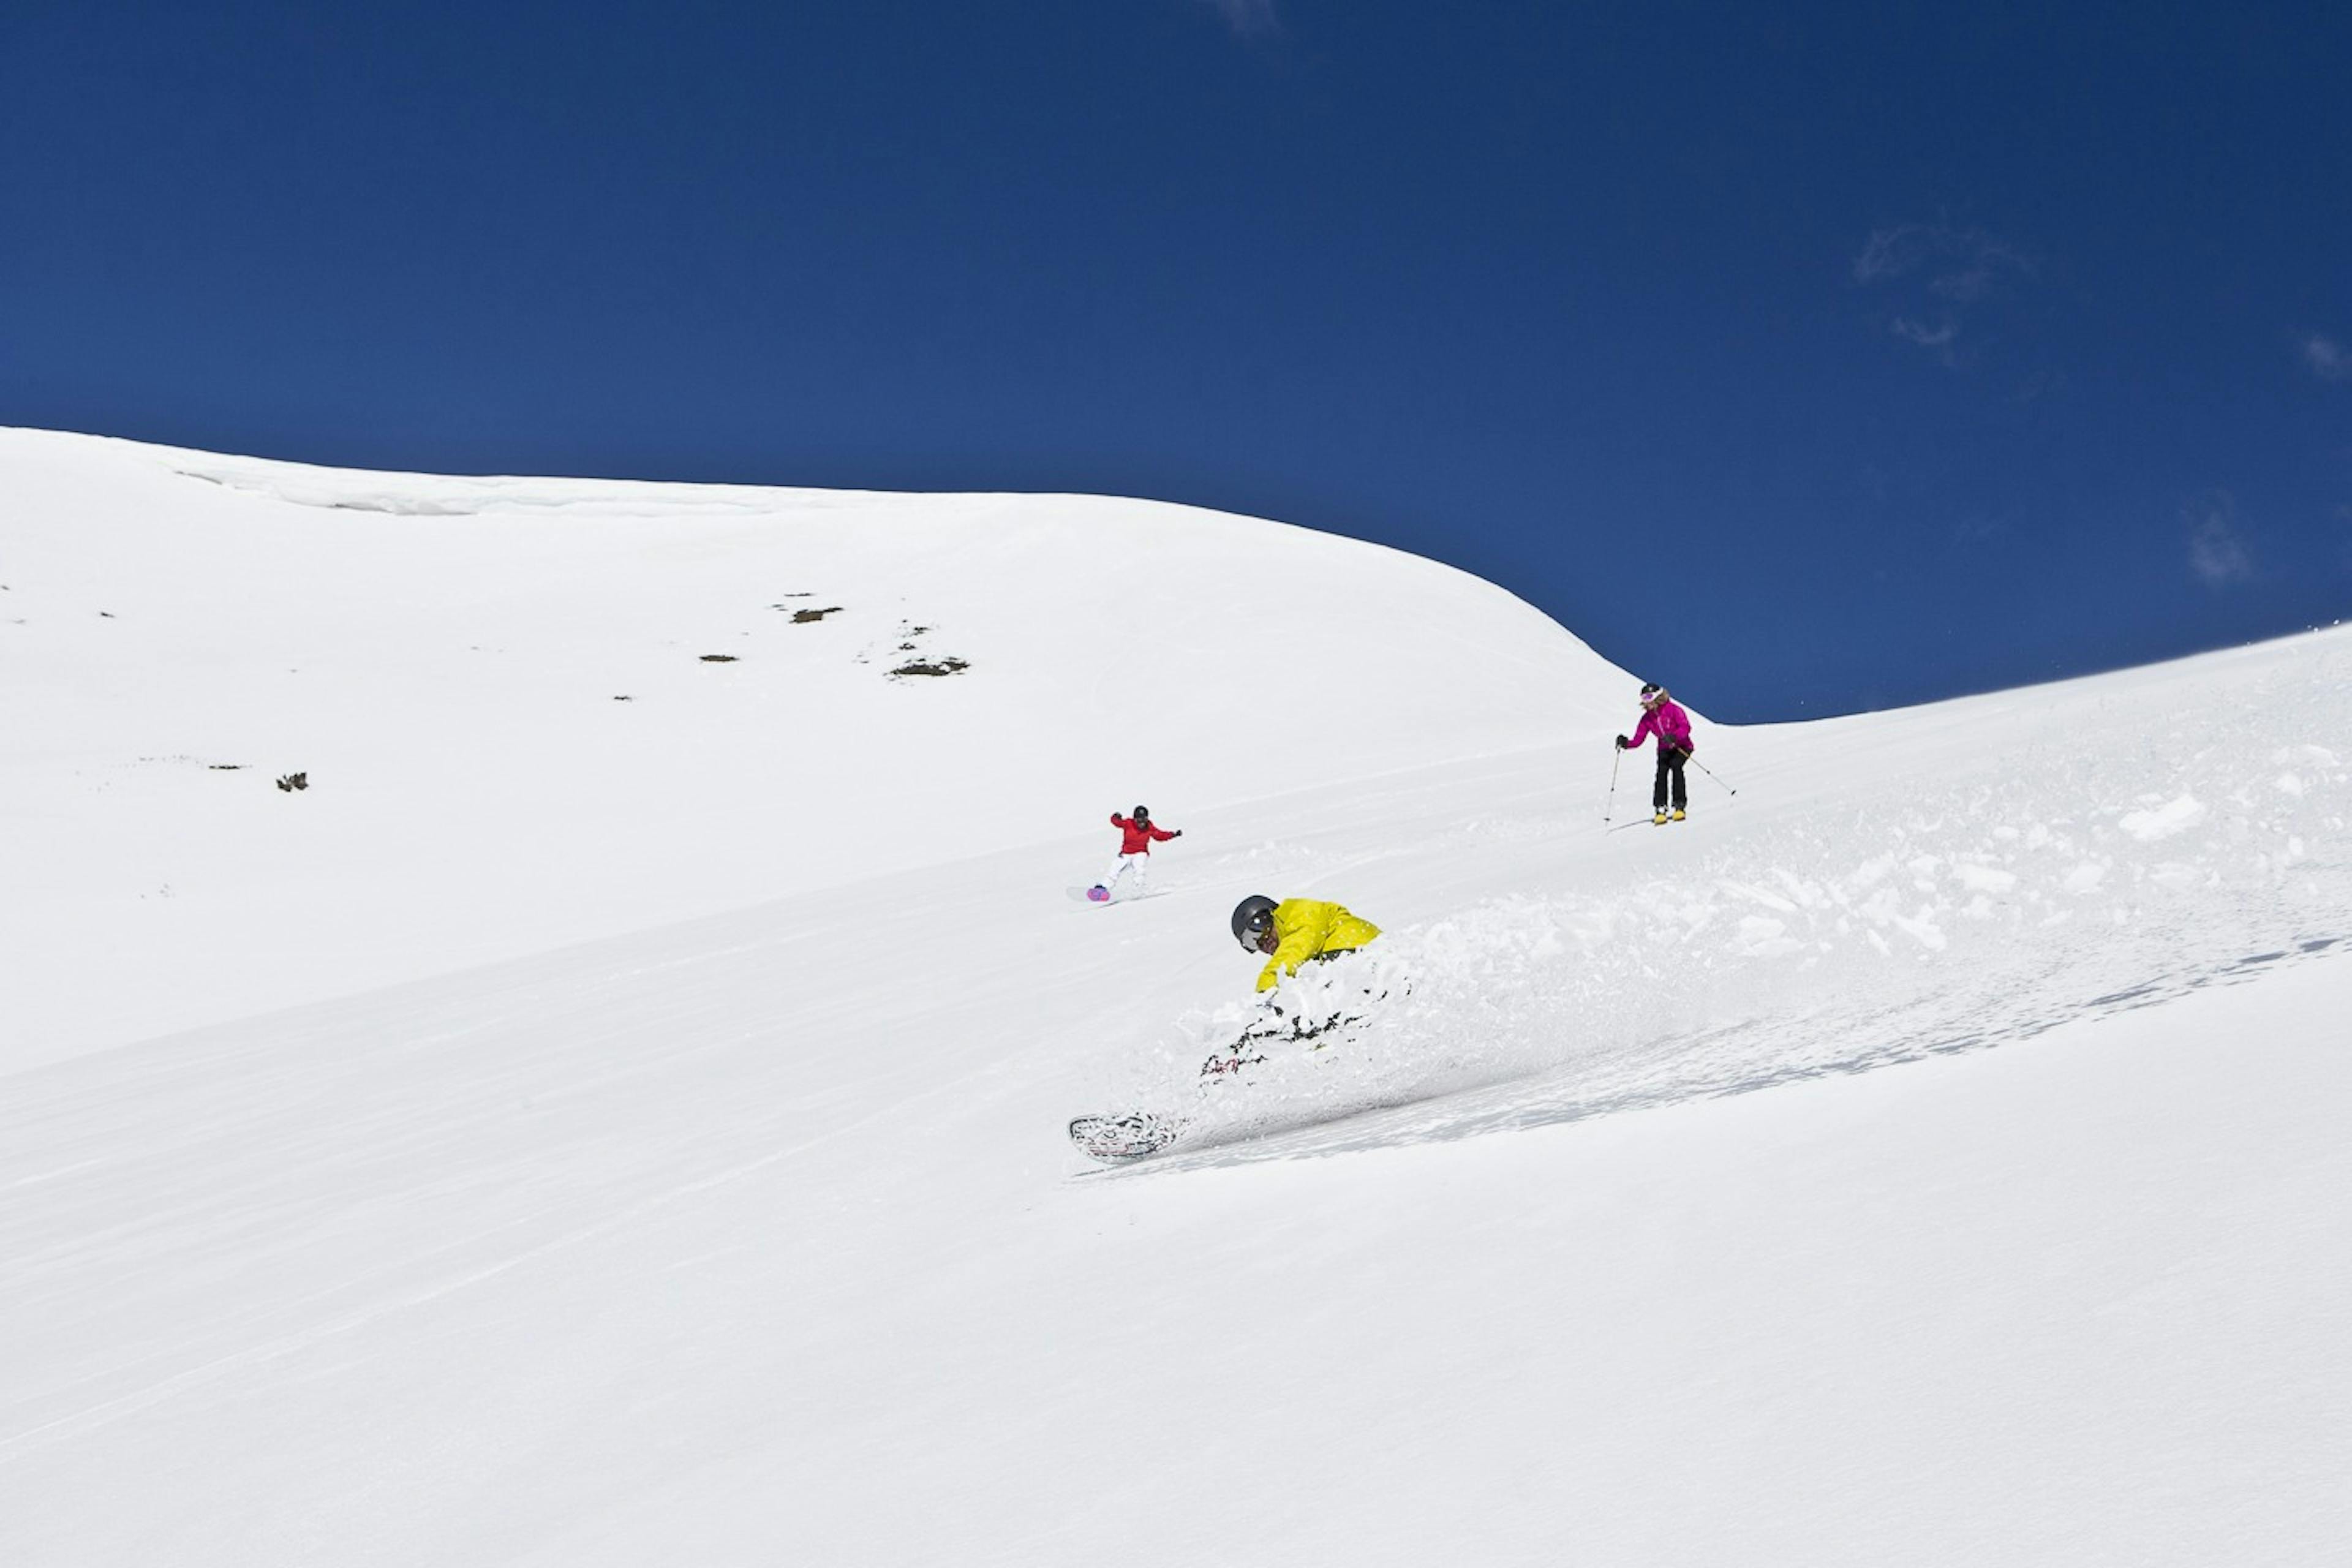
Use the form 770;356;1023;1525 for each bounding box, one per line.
1110;733;2349;1167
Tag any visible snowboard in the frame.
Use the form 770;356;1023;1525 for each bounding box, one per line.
1066;885;1166;905
1068;1111;1180;1164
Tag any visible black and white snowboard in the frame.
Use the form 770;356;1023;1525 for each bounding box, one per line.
1068;1111;1180;1164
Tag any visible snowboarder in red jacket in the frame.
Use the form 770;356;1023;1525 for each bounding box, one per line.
1092;805;1181;902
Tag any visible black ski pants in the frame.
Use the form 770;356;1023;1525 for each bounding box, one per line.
1653;745;1689;811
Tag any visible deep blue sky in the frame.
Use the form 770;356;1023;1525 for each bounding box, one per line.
4;1;2348;718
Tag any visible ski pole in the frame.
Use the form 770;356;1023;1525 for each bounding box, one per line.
1601;747;1623;823
1689;755;1738;796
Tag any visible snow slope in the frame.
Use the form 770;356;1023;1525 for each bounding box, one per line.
4;432;2348;1565
2;428;1615;1066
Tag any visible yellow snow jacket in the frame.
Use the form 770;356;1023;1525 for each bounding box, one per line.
1256;899;1381;992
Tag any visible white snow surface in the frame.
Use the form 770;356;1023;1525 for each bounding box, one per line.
4;428;2348;1564
2;428;1612;1066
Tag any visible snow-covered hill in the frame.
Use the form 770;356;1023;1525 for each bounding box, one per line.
3;431;2346;1565
2;428;1616;1066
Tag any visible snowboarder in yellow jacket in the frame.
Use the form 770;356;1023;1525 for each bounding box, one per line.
1201;895;1385;1077
1230;895;1381;991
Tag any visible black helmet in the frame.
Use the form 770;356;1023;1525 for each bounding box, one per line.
1133;804;1150;821
1231;895;1278;952
1638;682;1665;705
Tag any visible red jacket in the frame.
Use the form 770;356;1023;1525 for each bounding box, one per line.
1112;814;1178;854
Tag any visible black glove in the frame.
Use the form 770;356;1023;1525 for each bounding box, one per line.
1614;734;1629;750
1170;829;1183;838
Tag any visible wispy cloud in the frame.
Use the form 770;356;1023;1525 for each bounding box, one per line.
1852;223;2031;293
1890;315;1961;368
2304;334;2351;382
2184;491;2255;589
1195;0;1280;37
1891;317;1958;350
1852;225;1930;284
1853;222;2034;366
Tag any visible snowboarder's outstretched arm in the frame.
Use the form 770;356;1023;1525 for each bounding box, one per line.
1257;933;1322;990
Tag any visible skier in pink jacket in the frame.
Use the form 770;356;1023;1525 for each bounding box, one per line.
1616;682;1695;825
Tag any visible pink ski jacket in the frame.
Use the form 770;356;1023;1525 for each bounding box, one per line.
1627;699;1694;755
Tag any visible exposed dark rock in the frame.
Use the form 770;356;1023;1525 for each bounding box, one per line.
890;657;970;679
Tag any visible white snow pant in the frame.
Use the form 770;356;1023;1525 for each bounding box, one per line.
1099;851;1150;897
